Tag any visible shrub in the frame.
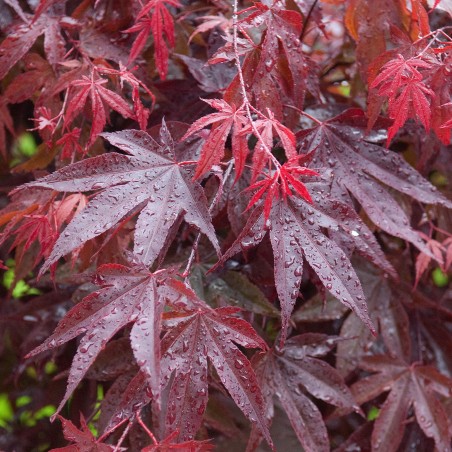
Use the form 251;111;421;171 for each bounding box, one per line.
0;1;451;450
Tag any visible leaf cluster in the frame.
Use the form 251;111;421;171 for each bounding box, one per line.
0;1;452;451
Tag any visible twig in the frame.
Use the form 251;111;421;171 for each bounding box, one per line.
232;0;280;168
97;418;128;443
284;104;322;124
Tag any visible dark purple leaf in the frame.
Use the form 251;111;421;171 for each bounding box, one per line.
160;308;271;446
298;108;452;254
23;122;219;273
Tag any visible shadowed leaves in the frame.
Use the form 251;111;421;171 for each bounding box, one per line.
249;334;357;452
351;355;452;452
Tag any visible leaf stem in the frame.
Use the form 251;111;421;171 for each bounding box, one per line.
113;421;132;452
284;104;322;125
136;410;158;444
97;417;128;443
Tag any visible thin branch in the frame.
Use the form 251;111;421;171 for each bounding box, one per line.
232;0;280;168
284;104;322;125
98;418;128;443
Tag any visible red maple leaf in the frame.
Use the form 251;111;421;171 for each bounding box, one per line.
63;71;135;147
351;355;452;452
98;63;156;131
124;0;181;80
181;99;248;180
213;187;380;344
245;159;319;220
370;55;435;144
249;334;358;452
242;109;298;182
0;2;67;80
50;415;116;452
160;306;272;445
9;214;57;267
297;108;452;255
26;263;172;415
56;128;83;160
223;1;317;118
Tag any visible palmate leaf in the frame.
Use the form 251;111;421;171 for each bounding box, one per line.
369;54;435;144
249;334;357;452
26;263;166;416
21;121;219;274
124;0;181;80
214;189;381;343
297;108;452;255
181;98;248;180
51;415;115;452
63;72;135;147
352;355;452;452
0;3;67;80
345;0;430;76
335;263;410;376
229;2;316;118
160;306;271;446
4;53;55;105
98;370;150;433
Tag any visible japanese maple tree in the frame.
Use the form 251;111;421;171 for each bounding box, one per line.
0;0;452;451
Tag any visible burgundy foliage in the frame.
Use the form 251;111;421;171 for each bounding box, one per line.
0;1;451;451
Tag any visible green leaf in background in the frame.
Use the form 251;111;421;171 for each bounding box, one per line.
2;260;42;298
432;267;449;288
0;394;14;429
17;132;38;157
367;406;380;421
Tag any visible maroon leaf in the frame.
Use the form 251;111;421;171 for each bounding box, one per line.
0;4;69;81
250;334;356;451
369;55;435;144
99;371;150;434
297;108;452;254
226;2;317;118
181;98;248;180
63;71;135;147
351;355;452;452
177;54;236;93
124;0;180;80
26;263;173;416
0;18;46;81
214;195;375;343
160;307;271;446
50;415;115;452
22;122;219;274
336;264;410;376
